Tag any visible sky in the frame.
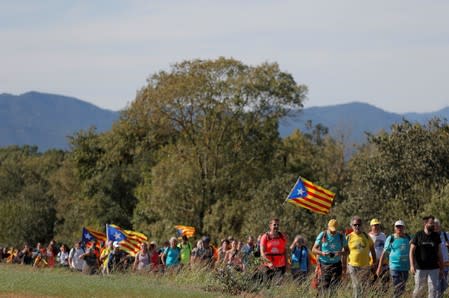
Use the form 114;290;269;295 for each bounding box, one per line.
1;1;449;113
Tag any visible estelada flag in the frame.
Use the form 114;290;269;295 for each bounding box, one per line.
286;177;335;215
174;225;196;238
82;227;106;248
106;224;147;256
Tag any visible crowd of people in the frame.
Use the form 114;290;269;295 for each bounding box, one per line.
1;215;449;298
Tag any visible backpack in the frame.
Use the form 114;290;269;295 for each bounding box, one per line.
320;230;344;249
386;233;411;246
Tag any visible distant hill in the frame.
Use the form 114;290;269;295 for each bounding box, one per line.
0;92;119;151
279;102;449;150
1;92;448;152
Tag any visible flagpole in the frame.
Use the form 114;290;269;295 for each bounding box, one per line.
283;176;301;205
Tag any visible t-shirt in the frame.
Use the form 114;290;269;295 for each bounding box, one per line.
260;233;287;268
69;247;85;270
291;246;308;272
315;231;347;264
178;242;192;265
384;235;410;271
347;232;374;267
241;244;254;265
57;251;69;266
164;247;181;267
411;230;441;270
369;232;386;261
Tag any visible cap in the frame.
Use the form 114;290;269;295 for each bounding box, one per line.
370;218;381;226
202;236;210;243
328;219;338;232
394;220;405;227
113;241;120;248
150;240;157;246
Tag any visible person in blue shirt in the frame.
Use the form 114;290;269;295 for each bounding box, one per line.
161;237;181;271
376;220;410;298
290;235;309;282
312;219;348;292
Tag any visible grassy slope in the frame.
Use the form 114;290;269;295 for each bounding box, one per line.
0;264;223;298
0;264;415;298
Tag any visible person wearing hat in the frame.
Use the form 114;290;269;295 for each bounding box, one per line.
369;218;388;287
107;241;127;273
377;220;410;298
312;219;348;293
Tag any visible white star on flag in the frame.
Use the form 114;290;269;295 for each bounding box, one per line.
84;233;92;240
114;232;122;240
297;188;305;196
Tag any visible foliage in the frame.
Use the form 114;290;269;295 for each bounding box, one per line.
130;57;307;240
0;146;64;246
337;119;449;231
2;58;449;249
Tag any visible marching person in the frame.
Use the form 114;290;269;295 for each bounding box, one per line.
346;216;376;298
260;218;288;282
312;219;348;293
377;220;410;298
433;219;448;298
410;215;444;298
290;235;310;282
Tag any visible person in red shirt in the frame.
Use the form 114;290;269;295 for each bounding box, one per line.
260;218;288;282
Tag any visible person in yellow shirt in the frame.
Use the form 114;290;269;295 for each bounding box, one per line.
346;216;376;298
99;241;112;274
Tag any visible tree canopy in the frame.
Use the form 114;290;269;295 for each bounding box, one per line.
1;58;449;247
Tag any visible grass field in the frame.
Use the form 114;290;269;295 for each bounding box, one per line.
0;264;226;298
0;263;416;298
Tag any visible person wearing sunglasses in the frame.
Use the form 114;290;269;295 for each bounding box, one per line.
346;216;376;298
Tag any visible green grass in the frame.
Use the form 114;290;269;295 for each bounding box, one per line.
0;264;225;298
0;264;416;298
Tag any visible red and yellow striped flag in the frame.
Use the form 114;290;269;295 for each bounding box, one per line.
286;177;335;215
174;225;196;238
106;224;147;256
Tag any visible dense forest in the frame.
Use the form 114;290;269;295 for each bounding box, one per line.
1;58;449;247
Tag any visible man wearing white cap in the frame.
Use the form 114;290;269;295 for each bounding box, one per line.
377;220;410;298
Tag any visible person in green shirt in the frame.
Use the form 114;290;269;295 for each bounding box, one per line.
178;235;192;266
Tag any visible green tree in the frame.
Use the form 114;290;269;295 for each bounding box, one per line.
129;58;307;239
0;146;64;247
338;119;449;230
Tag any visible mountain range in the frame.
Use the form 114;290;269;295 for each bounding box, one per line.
1;92;448;152
0;92;119;151
280;102;449;148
